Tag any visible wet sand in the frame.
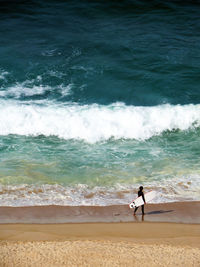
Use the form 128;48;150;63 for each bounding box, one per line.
0;202;199;266
0;201;199;224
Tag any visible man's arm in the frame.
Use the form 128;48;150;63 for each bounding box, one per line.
142;193;146;204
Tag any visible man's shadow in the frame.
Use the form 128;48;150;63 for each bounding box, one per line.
146;210;174;215
133;210;174;222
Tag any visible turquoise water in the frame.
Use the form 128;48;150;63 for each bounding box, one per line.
0;1;200;205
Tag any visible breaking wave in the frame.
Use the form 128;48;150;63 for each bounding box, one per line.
0;101;200;143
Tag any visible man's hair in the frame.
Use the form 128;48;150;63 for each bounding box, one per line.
139;186;143;190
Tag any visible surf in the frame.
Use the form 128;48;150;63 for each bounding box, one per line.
0;100;200;143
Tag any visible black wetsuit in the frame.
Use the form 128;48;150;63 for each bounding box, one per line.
134;190;145;215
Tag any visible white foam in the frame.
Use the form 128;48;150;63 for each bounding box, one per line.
0;82;72;98
0;70;9;81
0;101;200;142
0;175;199;206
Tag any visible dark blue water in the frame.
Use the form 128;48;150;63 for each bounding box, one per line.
0;0;200;206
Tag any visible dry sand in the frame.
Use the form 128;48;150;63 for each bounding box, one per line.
0;202;199;266
1;239;200;267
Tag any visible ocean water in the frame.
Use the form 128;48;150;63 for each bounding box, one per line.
0;0;200;206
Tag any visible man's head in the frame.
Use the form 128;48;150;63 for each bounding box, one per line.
139;186;143;191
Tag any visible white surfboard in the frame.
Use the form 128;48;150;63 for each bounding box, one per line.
129;190;156;209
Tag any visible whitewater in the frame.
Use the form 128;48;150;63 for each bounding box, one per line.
0;100;200;143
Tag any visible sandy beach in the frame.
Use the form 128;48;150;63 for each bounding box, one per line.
0;201;199;266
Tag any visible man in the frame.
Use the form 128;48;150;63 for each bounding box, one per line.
134;186;146;215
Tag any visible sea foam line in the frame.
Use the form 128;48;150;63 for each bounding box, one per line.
0;101;200;142
0;175;199;206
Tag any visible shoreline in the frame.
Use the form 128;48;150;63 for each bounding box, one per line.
0;222;199;246
0;201;199;224
0;222;200;245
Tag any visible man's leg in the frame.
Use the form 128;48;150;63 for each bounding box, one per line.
141;205;144;215
134;206;138;214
